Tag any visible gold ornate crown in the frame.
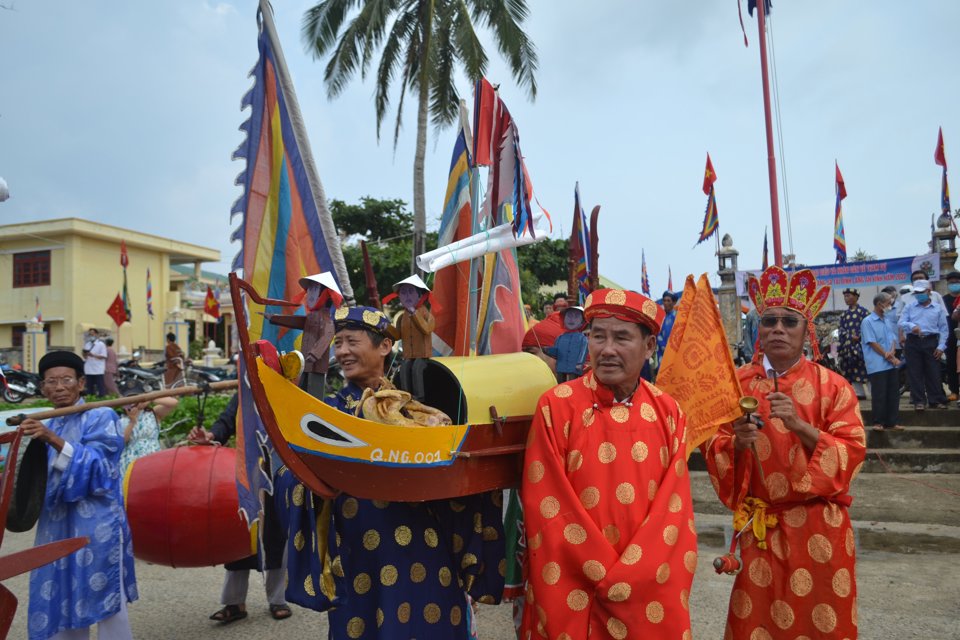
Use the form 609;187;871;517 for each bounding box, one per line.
746;266;831;360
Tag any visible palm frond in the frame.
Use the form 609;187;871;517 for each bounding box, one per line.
472;0;538;98
429;4;460;128
375;8;418;140
302;0;363;56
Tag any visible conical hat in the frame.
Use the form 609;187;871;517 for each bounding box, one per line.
393;274;430;293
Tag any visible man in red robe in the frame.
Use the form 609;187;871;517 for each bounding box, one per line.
702;266;866;639
521;288;697;639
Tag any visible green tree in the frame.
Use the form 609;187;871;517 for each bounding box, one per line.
330;196;436;305
849;249;877;263
517;237;568;313
302;0;538;272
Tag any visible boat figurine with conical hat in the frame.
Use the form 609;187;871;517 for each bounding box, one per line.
229;272;557;502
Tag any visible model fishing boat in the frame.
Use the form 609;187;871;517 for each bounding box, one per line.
229;273;556;502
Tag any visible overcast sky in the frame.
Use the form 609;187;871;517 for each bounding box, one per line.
1;1;958;294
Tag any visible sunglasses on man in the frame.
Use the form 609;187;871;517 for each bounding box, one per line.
759;314;802;329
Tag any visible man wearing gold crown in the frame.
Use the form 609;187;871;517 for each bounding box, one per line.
701;266;867;639
520;289;697;639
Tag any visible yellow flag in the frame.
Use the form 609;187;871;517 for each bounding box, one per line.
657;274;744;458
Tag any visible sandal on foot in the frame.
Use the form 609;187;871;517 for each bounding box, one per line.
270;604;293;620
210;605;247;624
872;425;885;432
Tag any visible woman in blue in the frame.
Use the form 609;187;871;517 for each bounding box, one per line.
19;351;138;640
276;306;505;639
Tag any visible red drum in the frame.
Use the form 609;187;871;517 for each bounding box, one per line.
124;445;254;568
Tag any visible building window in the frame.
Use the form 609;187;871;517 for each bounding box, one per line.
13;250;51;288
11;325;50;349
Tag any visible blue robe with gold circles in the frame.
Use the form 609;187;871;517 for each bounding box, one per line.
276;381;505;639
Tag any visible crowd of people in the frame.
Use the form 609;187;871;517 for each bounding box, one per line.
19;264;960;639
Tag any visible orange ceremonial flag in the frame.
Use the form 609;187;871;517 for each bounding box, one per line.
656;273;744;458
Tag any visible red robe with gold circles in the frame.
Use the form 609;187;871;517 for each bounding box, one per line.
520;372;697;639
701;358;866;639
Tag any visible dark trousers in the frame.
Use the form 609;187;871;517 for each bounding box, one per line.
947;336;958;395
904;334;947;406
868;368;900;428
84;373;106;397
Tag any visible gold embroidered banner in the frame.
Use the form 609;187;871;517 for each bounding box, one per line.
657;273;744;458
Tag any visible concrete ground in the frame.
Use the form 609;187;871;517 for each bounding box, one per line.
4;529;959;639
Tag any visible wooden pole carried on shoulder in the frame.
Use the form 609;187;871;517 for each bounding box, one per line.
5;380;239;426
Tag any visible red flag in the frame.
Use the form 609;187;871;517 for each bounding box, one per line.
472;78;497;166
107;294;127;327
204;286;221;319
835;162;847;200
120;240;129;268
702;153;717;195
936;127;948;169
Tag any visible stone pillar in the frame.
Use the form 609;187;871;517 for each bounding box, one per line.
717;234;742;357
163;308;190;360
933;213;957;295
23;319;47;373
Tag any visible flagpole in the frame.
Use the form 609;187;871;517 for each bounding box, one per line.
755;2;783;267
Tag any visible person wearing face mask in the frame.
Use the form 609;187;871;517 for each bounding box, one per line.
899;279;949;410
897;269;949;317
861;292;902;431
267;272;344;397
943;271;960;403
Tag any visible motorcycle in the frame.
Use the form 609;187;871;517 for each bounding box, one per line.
116;353;164;396
1;366;43;403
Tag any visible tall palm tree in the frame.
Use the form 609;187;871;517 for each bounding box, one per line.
302;0;538;271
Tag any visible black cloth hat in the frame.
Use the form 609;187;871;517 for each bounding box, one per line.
842;288;860;297
946;270;960;281
38;351;85;378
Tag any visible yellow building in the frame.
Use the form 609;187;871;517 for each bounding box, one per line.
0;217;220;361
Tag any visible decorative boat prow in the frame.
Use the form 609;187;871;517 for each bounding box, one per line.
230;273;557;501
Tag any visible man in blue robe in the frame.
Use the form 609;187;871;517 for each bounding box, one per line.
20;351;138;640
655;290;677;370
275;306;505;639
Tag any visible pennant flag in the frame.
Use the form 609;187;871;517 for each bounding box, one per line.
146;268;154;319
205;285;221;320
641;250;651;296
834;161;847;264
229;3;355;526
120;241;131;322
107;294;127;327
656;274;744;458
432;121;480;356
35;295;41;323
935;126;948;169
668;266;674;293
762;228;769;270
570;182;592;304
935;127;957;235
696;153;719;246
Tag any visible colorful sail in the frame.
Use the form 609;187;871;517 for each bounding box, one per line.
431;122;480;356
834;161;847;264
230;2;353;524
570;183;592;304
696;153;719;246
472;79;539;354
